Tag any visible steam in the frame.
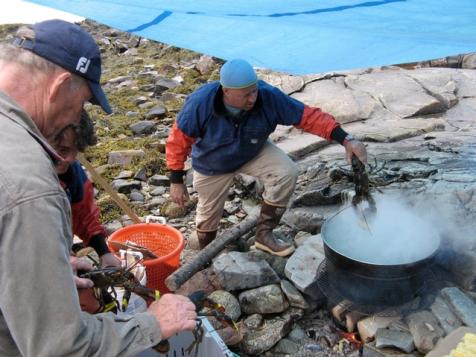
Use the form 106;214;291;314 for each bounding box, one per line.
323;194;441;265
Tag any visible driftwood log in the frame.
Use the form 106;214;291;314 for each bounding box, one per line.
165;213;259;291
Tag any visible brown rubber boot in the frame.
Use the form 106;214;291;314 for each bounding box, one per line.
255;203;295;257
197;230;217;249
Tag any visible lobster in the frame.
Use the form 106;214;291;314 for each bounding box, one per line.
351;154;377;232
78;253;237;355
79;265;159;313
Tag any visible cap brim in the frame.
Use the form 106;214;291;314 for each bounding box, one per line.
88;81;112;114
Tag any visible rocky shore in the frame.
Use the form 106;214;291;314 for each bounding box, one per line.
2;19;476;357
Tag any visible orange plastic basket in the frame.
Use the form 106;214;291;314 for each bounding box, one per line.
107;222;184;294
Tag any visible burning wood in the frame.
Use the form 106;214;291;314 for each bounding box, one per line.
331;300;352;323
339;331;364;349
346;311;366;332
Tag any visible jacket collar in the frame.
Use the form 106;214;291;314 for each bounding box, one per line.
0;90;62;163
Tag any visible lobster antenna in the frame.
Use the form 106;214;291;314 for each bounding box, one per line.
124;245;164;272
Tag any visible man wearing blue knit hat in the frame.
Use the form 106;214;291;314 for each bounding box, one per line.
166;59;367;256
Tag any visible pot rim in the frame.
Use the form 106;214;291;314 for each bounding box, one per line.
321;205;441;266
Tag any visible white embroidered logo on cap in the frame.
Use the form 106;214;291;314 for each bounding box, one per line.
76;57;90;74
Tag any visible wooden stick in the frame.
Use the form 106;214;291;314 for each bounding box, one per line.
165;213;259;291
78;153;142;224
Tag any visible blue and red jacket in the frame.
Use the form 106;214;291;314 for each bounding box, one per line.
166;80;347;180
59;161;109;256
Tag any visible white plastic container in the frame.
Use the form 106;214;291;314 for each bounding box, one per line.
138;317;236;357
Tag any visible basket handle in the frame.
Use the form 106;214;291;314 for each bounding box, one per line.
145;215;167;224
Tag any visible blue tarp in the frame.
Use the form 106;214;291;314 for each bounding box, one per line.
27;0;476;74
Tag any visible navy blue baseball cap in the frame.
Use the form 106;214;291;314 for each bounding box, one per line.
12;19;112;114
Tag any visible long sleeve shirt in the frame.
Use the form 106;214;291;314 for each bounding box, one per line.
166;80;346;181
0;91;162;357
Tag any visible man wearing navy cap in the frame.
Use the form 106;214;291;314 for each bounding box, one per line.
167;59;367;256
0;20;196;356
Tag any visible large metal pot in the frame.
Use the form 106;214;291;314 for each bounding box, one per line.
321;200;440;306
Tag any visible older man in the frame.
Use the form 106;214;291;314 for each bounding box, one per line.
0;20;196;356
167;58;367;256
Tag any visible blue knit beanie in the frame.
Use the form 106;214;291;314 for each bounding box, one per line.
220;59;257;89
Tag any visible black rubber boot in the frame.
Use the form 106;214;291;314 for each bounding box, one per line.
197;230;217;249
255;203;295;257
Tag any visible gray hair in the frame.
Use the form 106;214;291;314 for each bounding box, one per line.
0;26;60;74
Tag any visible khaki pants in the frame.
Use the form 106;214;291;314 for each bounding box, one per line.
193;142;299;232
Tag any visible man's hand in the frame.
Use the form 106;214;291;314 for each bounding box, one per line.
100;252;122;268
148;294;197;340
170;183;190;208
70;255;93;288
343;139;367;165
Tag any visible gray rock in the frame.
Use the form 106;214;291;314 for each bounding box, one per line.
292;186;343;206
104;220;123;235
133;96;148;105
111;179;142;194
107;75;132;84
145;104;167;119
406;69;457;109
125;111;139;117
149;174;170;186
284;234;326;297
152;126;170;139
139;84;155;92
155;77;180;94
272;338;300;354
375;328;415;353
292;77;377;124
212;251;280;291
160;201;188;218
258;70;306;95
282;207;330;233
137;70;159;80
243;314;263;330
363;341;422;357
150;186;167;196
108;150;145;167
207;290;241;321
440;286;476;328
288;326;307;344
195;55;215;74
462;52;476;69
430;295;462;334
114;170;134;180
294;231;313;246
224;201;240;214
143;196;167;209
280;279;309;309
239;284;288;315
133;168;147;182
405;310;444;354
130;120;156;135
345;71;445;118
240;309;296;355
129;190;144;202
248;250;287;279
